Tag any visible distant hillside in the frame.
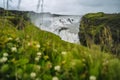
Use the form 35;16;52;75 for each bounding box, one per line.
79;12;120;54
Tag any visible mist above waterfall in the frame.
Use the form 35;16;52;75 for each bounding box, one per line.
29;12;82;43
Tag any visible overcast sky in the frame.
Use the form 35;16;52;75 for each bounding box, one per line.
0;0;120;15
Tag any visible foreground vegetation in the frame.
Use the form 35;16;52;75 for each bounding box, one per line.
0;11;120;80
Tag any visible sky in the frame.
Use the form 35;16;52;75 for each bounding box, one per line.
0;0;120;15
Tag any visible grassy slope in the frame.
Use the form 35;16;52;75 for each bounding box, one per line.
0;15;120;80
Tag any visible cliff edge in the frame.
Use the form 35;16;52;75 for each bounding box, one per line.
79;12;120;54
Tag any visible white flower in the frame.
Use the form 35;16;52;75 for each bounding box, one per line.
35;57;40;62
37;52;42;56
89;75;96;80
3;53;9;57
11;47;17;52
52;76;59;80
36;44;40;48
30;72;36;78
0;57;8;63
54;65;61;71
61;51;67;55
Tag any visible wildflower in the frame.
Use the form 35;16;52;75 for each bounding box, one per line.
15;37;20;42
61;51;67;55
11;58;16;63
53;49;57;52
11;47;17;52
52;76;59;80
47;62;52;69
3;53;9;57
44;55;49;60
82;59;86;62
54;65;61;71
8;37;13;41
27;42;31;46
37;52;42;56
89;75;96;80
26;35;30;38
105;60;109;64
30;72;36;78
36;44;40;48
35;65;41;70
62;61;66;64
35;57;40;62
0;57;8;63
71;61;76;66
35;78;40;80
103;60;109;66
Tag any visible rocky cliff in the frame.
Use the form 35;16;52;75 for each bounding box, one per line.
79;12;120;54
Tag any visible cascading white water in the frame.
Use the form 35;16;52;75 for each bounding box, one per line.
29;12;82;43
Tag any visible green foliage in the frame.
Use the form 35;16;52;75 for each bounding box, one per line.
107;59;120;80
79;13;120;55
84;12;104;19
0;13;120;80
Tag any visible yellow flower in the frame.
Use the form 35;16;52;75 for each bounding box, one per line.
44;56;49;60
61;51;67;55
62;61;66;65
8;37;13;41
27;42;32;46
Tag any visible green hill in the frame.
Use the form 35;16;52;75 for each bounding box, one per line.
0;11;120;80
79;12;120;55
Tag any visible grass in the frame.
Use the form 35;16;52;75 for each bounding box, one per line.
0;16;120;80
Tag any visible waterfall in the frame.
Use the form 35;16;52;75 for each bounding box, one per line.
29;12;82;44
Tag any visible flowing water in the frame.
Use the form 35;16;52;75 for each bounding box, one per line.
29;12;82;43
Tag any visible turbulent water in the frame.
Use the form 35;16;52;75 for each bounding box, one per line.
29;12;82;43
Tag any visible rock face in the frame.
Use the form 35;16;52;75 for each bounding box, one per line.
0;7;4;14
79;12;120;54
29;12;82;43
